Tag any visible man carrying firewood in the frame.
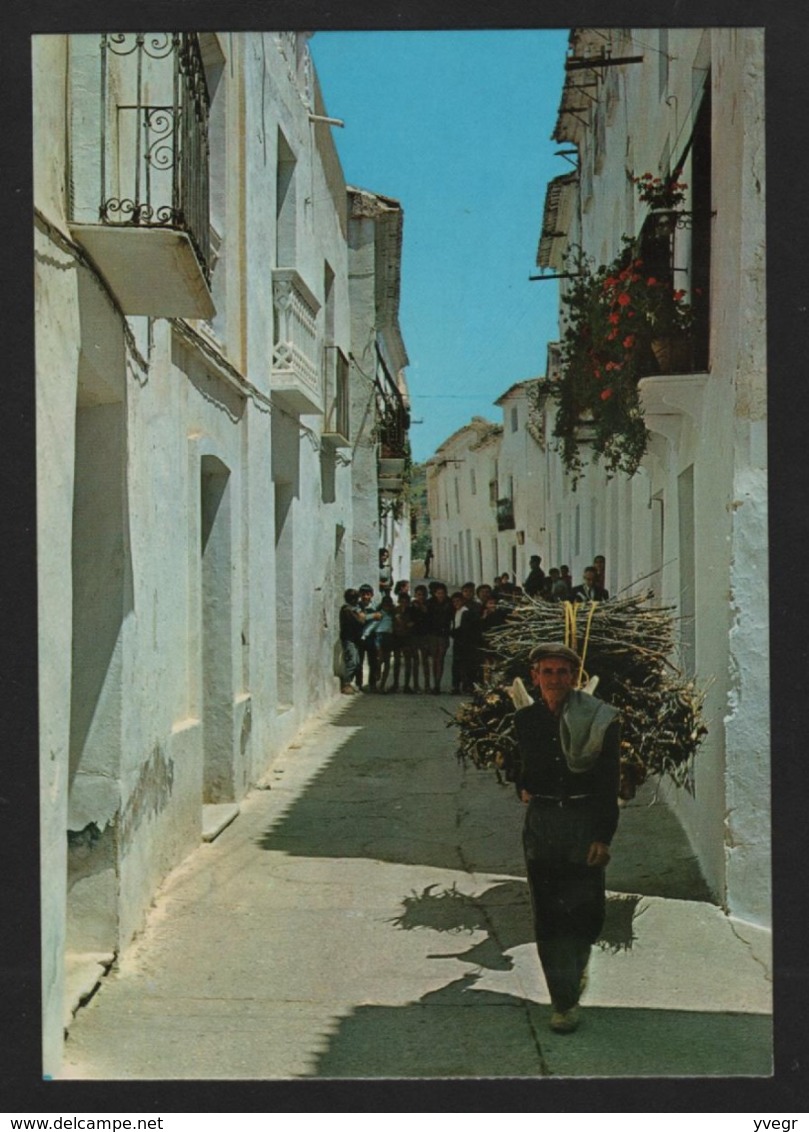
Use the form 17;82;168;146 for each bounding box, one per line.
513;642;621;1034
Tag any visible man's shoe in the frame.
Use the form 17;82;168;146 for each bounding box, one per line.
549;1005;580;1033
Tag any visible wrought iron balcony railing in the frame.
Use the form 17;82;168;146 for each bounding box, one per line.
375;371;410;460
68;32;215;318
100;33;211;278
271;269;322;415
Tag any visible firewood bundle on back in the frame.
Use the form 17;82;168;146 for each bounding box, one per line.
450;592;709;799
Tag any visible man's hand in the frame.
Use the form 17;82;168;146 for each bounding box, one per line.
587;841;611;867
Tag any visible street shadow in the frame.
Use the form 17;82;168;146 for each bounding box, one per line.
391;881;642;969
257;695;713;902
309;972;772;1079
257;695;527;875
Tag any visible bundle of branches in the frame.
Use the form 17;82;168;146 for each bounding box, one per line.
449;591;709;797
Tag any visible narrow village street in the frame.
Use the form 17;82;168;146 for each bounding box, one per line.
61;690;771;1081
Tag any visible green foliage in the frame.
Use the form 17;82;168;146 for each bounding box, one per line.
535;221;694;484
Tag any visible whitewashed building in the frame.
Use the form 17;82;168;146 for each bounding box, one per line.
426;417;502;587
34;31;409;1074
492;380;549;585
536;27;768;929
427;28;769;932
347;187;412;591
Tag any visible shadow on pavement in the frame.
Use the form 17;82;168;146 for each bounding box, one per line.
391;880;643;967
310;972;772;1079
258;694;713;901
255;696;766;1081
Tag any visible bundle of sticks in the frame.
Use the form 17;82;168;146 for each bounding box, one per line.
450;591;709;798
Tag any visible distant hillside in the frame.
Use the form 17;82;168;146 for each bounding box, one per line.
409;464;431;559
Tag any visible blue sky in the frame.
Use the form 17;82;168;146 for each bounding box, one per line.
308;29;571;462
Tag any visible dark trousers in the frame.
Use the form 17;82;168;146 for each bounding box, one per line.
358;637;379;687
523;800;606;1011
451;642;476;691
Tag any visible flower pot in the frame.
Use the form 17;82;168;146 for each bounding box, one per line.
651;336;693;375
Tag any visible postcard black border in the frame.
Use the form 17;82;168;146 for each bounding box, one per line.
2;0;807;1114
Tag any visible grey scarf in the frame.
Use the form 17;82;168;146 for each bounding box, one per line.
559;689;619;773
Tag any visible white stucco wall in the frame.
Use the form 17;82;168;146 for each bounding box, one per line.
348;212;384;589
36;30;396;1076
496;385;548;585
427;421;501;588
425;28;768;928
531;29;769;927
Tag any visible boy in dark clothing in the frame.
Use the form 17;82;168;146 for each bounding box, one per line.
339;588;364;693
425;583;453;694
410;584;431;692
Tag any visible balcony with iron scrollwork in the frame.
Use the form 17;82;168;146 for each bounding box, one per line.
271;270;323;415
68;33;216;319
375;370;410;493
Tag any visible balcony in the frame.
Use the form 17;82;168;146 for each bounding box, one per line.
69;33;216;319
321;345;350;447
377;457;406;492
271;269;322;415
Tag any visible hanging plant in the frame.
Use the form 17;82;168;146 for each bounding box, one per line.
533;235;695;484
631;171;689;211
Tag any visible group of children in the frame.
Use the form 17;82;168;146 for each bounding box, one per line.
338;555;610;697
338;578;513;697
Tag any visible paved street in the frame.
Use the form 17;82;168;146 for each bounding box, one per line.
61;690;772;1080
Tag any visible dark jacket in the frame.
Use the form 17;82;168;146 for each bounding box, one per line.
571;583;609;602
523;566;546;597
339;603;365;644
425;597;453;638
513;698;621;846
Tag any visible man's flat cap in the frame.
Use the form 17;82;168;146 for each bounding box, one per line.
529;642;580;667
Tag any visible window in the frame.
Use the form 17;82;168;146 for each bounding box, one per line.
510;406;519;432
470;467;477;495
276;129;297;266
605;55;620;124
454;477;461;514
658;29;669;99
689;79;712;370
594;94;606;175
580;142;594;212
